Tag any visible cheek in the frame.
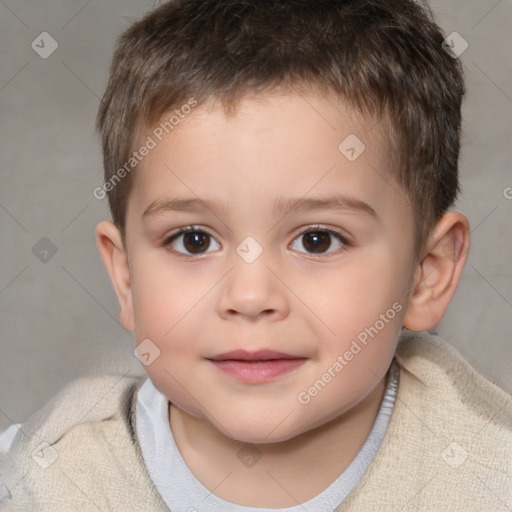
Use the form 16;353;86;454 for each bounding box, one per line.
129;256;218;393
300;250;407;357
311;254;404;318
129;250;209;339
129;259;209;405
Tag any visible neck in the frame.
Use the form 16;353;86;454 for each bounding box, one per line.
168;376;387;508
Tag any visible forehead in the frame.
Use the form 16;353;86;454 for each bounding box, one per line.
127;92;406;223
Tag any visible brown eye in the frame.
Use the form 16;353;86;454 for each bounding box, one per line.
290;228;347;255
302;232;331;253
166;227;220;255
182;232;210;253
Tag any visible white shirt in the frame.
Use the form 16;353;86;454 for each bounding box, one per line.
135;359;399;512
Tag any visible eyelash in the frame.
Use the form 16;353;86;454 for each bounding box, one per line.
163;225;350;258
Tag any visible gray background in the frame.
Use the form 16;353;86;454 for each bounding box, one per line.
0;0;511;433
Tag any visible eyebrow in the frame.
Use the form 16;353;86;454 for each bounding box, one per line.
142;195;378;219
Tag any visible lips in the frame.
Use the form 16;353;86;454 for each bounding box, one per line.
207;350;307;383
209;349;302;361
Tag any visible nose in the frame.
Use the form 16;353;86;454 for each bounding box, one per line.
217;257;290;322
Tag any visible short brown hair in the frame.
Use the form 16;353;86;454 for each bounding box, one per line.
97;0;465;258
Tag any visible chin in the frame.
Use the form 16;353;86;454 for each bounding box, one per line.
231;429;296;445
220;415;305;445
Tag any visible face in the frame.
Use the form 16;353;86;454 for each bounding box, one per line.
122;92;417;444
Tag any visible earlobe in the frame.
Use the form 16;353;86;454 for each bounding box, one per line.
403;212;471;332
95;221;135;332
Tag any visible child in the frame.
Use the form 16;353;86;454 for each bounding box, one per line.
1;0;511;510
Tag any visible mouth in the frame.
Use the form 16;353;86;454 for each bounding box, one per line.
207;350;307;383
208;349;303;361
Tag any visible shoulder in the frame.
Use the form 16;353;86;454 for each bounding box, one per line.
339;331;512;511
7;373;143;454
395;330;512;425
0;373;167;511
396;331;512;503
394;330;512;467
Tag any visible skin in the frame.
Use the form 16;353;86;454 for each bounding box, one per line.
97;91;470;507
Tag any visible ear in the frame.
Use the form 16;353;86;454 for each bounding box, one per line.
95;221;134;332
403;212;470;331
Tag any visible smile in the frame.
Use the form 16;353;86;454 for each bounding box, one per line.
208;358;307;383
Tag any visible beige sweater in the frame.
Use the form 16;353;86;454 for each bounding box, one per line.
1;331;511;511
